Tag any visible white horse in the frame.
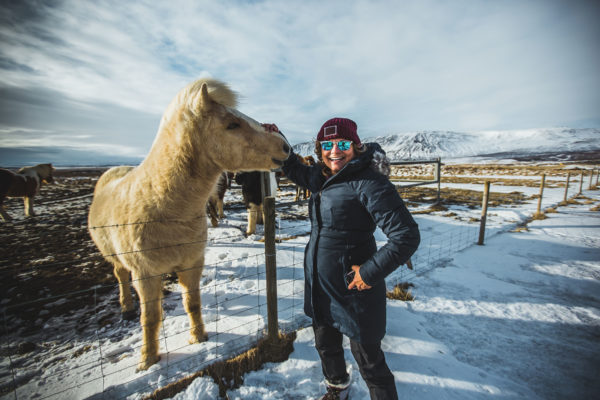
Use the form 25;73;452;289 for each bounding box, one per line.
88;78;290;370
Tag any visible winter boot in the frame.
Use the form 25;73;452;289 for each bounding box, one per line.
318;385;350;400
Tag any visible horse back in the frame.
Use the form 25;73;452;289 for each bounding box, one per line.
0;168;37;198
235;171;263;207
94;166;135;193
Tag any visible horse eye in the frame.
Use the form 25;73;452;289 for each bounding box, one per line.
227;122;240;130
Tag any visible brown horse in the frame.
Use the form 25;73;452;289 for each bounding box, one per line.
0;163;54;221
294;155;316;201
207;172;229;227
88;78;290;370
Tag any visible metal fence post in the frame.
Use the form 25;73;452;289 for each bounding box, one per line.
477;181;490;245
536;174;546;215
435;157;441;204
263;196;278;341
563;172;570;203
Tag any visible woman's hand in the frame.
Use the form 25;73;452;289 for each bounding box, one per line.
261;123;280;133
347;265;372;291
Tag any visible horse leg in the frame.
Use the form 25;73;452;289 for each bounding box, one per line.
176;264;207;344
246;202;259;235
207;201;219;227
133;273;163;370
258;204;264;225
113;261;135;319
217;199;224;219
24;196;36;217
295;186;300;202
0;198;11;221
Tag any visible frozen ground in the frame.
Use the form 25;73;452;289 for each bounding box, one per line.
1;169;598;400
179;188;600;400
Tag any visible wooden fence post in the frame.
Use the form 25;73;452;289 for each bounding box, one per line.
263;196;279;342
589;170;594;190
477;181;490;245
536;174;546;215
578;171;584;195
596;168;599;187
563;173;570;203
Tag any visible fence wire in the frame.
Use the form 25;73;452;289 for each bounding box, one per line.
2;172;595;400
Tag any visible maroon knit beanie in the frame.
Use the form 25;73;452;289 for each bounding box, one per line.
316;117;361;145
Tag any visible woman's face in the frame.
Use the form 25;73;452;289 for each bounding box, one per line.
320;139;356;174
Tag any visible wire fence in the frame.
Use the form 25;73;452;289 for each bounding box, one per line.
1;166;597;400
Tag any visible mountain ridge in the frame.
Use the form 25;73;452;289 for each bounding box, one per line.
293;127;600;162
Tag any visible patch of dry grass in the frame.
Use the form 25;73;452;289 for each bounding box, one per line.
398;187;530;210
145;332;296;400
590;204;600;212
531;212;548;220
387;282;414;301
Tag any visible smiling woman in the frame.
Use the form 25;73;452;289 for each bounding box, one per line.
279;117;420;399
314;118;366;176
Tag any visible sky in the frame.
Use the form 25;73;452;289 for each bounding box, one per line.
1;0;599;165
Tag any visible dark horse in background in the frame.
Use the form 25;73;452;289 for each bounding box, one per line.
0;163;54;221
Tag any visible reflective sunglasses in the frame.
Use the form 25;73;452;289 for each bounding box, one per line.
320;140;353;151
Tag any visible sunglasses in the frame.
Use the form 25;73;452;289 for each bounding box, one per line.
320;140;353;151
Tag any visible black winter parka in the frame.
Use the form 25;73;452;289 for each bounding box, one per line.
282;143;420;343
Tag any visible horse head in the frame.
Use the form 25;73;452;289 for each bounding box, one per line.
156;78;290;175
17;163;55;184
38;163;55;184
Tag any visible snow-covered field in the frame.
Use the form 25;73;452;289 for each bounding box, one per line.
1;165;599;400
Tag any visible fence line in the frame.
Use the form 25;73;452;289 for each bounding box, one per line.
2;166;597;399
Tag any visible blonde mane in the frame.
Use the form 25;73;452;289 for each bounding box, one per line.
159;78;238;132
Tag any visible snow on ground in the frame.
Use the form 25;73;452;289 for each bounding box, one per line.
2;175;598;400
179;190;600;400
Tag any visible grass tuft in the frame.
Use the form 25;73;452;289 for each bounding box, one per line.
386;282;414;301
144;331;296;400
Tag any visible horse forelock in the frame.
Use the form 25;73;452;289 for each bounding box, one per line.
160;78;238;131
185;78;238;108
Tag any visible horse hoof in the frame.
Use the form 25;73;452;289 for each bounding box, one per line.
122;310;137;321
189;332;208;344
136;354;161;371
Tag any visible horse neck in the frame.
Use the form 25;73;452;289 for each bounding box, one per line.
18;168;41;190
139;124;221;205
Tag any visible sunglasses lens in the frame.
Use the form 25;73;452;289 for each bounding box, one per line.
338;140;352;151
320;140;352;151
321;141;333;151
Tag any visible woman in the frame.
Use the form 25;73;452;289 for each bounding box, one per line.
269;117;420;400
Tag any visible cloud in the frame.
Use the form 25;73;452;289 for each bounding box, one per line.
0;0;599;165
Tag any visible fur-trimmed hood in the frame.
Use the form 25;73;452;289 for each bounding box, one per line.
365;142;391;177
345;142;391;178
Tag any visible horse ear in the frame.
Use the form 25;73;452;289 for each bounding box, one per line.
198;82;213;111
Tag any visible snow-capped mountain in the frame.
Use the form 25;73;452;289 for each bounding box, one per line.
293;128;600;162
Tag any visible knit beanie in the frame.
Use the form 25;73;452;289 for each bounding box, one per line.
316;117;361;145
